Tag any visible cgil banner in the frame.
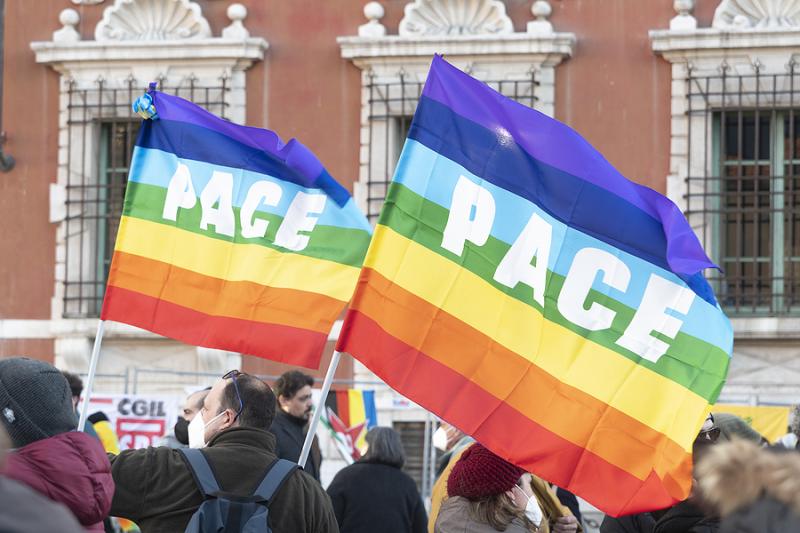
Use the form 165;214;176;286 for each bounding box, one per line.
84;394;179;450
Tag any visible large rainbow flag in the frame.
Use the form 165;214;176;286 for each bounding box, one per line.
337;56;733;516
101;90;372;368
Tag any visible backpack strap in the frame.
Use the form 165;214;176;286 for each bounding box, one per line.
252;459;298;503
178;448;222;498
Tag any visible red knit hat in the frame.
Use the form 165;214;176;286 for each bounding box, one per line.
447;443;525;501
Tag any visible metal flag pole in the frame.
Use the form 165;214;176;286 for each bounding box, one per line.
77;320;106;432
298;349;342;469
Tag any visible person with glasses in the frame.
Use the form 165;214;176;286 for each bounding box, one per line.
106;370;338;532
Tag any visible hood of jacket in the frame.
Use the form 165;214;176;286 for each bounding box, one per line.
697;439;800;519
2;430;114;526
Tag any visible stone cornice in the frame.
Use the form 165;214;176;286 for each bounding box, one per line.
651;27;800;60
31;38;268;75
338;33;575;66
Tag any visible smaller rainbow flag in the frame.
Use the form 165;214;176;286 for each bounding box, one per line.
101;90;372;368
322;389;377;463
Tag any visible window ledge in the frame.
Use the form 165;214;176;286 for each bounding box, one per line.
730;317;800;340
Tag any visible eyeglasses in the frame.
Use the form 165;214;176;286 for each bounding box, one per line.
222;370;245;421
697;414;721;443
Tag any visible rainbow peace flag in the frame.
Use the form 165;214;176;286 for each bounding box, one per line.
337;56;733;516
101;91;372;368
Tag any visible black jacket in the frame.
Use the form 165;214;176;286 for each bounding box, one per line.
270;409;322;481
327;460;427;533
601;500;719;533
721;496;800;533
109;427;338;533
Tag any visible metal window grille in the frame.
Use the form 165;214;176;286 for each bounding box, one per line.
62;75;229;318
363;69;538;222
686;61;800;315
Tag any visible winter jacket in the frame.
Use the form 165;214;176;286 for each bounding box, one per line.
696;439;800;533
270;409;322;481
109;426;339;533
600;500;719;533
327;459;427;533
0;476;85;533
3;430;114;532
435;496;532;533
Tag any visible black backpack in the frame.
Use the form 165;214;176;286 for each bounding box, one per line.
179;448;298;533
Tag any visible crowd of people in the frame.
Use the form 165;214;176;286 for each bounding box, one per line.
1;355;800;532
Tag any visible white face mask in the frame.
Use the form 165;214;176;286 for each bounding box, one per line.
514;486;543;526
188;410;226;449
432;426;449;451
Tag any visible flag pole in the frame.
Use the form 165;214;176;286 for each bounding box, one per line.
77;320;106;432
299;349;342;469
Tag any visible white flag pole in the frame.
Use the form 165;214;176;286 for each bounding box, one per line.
299;349;342;469
77;320;106;432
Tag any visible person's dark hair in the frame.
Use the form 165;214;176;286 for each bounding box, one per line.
220;374;276;429
61;371;83;399
274;370;314;400
361;427;406;468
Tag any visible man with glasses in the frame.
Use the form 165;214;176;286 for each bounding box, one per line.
106;370;338;532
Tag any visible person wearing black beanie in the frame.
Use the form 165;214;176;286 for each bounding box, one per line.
0;357;113;531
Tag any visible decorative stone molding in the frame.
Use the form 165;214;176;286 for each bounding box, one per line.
360;2;387;37
72;0;105;4
340;1;575;225
713;0;800;29
222;3;250;40
54;9;81;44
30;4;268;367
528;1;553;34
398;0;513;37
651;10;800;341
95;0;212;42
671;0;697;31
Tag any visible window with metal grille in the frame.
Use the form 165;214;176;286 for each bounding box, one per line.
363;70;538;222
62;76;229;318
686;63;800;315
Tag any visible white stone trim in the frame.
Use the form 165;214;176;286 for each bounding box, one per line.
713;0;800;30
339;7;574;217
651;21;800;339
95;0;212;42
338;33;574;64
27;7;269;366
398;0;513;37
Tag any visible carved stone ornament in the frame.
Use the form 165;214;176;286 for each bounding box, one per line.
713;0;800;29
398;0;514;37
95;0;212;42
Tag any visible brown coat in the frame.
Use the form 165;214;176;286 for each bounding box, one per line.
109;426;338;533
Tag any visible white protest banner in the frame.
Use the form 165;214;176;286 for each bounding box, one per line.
84;394;179;450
